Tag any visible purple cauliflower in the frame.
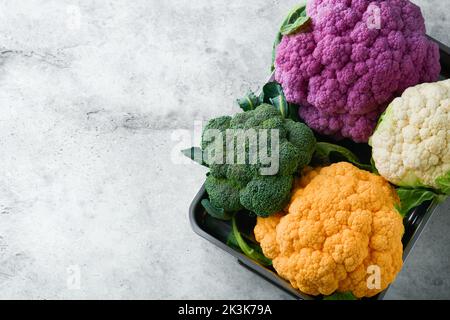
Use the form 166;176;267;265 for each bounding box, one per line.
275;0;440;142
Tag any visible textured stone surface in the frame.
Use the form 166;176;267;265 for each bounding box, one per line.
0;0;448;299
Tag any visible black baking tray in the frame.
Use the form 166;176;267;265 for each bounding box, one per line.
189;36;450;300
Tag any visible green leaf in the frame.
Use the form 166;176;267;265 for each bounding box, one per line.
395;188;438;217
270;32;283;72
227;231;267;262
313;142;372;171
269;95;289;119
226;231;240;249
260;82;282;103
237;91;260;112
324;292;357;301
260;82;290;119
435;194;448;204
181;147;207;167
270;3;311;71
280;10;310;36
370;157;379;175
231;215;272;266
288;103;301;122
227;230;260;253
201;199;232;221
237;81;299;121
436;171;450;195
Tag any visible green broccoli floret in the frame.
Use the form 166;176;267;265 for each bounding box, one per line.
226;164;258;184
201;115;231;150
240;176;293;217
202;104;316;217
209;163;229;179
284;119;316;168
278;141;302;176
249;104;280;125
204;175;243;213
260;117;287;138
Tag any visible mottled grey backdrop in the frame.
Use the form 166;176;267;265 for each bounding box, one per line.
0;0;448;299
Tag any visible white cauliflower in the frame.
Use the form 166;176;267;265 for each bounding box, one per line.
370;79;450;190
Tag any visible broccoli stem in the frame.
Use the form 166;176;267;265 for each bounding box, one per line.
231;214;272;266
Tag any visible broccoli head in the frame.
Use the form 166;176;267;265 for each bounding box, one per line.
240;176;293;217
202;104;316;217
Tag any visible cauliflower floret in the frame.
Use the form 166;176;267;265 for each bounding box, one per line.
254;213;283;260
370;79;450;189
254;163;404;298
275;0;440;143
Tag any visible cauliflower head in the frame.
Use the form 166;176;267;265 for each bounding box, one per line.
370;79;450;190
254;162;404;298
275;0;440;143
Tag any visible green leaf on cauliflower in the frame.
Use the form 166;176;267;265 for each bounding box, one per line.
271;2;310;72
395;188;438;217
279;4;311;36
436;171;450;195
271;32;283;72
323;292;357;300
370;157;379;175
313;142;373;171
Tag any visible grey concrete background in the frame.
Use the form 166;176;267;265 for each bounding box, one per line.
0;0;448;299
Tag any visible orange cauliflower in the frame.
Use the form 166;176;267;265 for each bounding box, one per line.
254;162;404;298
